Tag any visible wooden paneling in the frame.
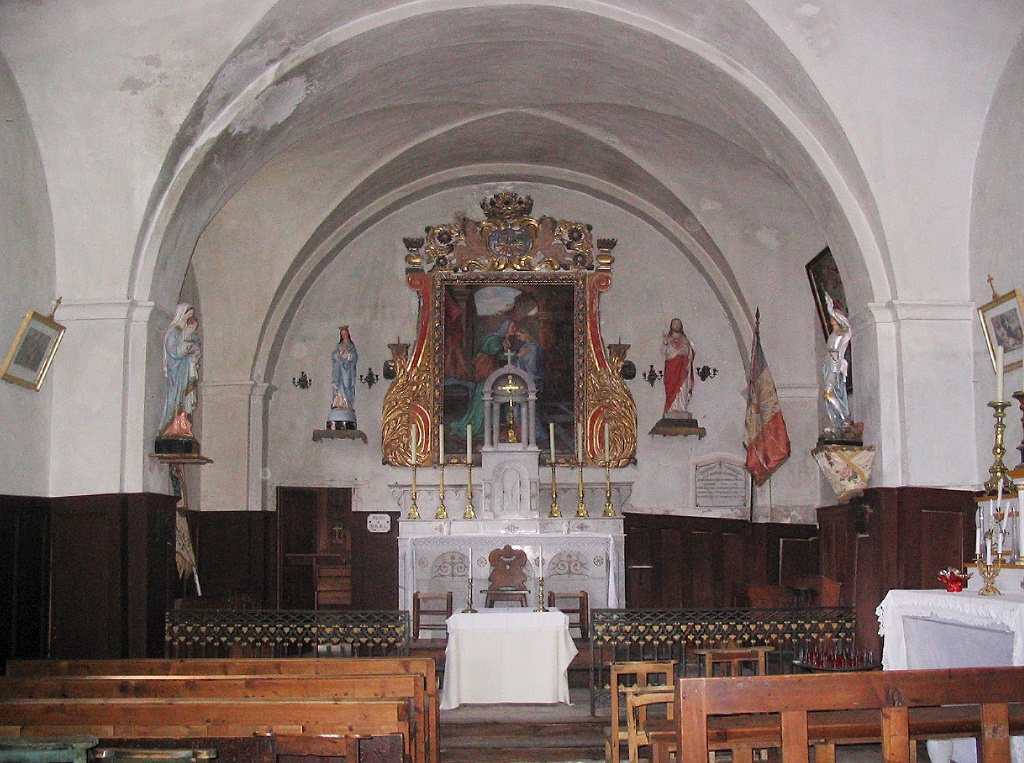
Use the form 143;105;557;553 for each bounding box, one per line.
190;510;272;605
0;495;49;660
623;513;818;610
817;486;975;654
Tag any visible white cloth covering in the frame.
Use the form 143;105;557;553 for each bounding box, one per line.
440;610;578;709
877;589;1024;763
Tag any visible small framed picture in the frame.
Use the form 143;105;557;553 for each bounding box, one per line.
979;288;1024;372
805;246;848;339
0;309;66;390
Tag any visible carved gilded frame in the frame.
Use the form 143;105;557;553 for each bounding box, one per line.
381;191;636;467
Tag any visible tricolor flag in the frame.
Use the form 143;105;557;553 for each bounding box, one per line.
744;310;790;485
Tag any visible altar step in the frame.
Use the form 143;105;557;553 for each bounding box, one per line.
439;718;606;763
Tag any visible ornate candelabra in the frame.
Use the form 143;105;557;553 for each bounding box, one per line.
576;456;589;518
463;459;476;519
549;462;562;518
435;460;448;520
603;460;615;517
984;400;1015;495
977;535;1003;596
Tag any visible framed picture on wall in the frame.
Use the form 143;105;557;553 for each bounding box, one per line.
979;288;1024;372
805;246;849;338
0;309;66;390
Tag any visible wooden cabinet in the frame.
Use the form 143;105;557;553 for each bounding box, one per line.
276;487;400;610
817;486;975;654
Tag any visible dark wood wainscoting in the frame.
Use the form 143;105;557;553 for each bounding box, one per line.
623;513;818;609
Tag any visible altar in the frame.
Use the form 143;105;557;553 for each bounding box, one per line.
877;588;1024;762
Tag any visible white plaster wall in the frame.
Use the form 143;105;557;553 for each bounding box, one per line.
0;54;55;496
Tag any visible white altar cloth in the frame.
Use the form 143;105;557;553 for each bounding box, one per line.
877;589;1024;763
439;610;578;709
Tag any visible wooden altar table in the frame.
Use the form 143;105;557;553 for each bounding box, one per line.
877;588;1024;763
439;610;577;709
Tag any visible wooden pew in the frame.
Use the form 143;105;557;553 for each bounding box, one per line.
674;666;1024;763
4;658;437;763
0;675;422;763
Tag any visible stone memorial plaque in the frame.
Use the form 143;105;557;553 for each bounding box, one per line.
694;459;749;510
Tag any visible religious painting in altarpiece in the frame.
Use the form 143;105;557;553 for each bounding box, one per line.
381;190;636;467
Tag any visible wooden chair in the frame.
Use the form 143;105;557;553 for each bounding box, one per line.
788;575;842;607
693;645;773;677
625;686;674;763
548;590;589;638
605;660;676;763
412;591;452;639
484;545;530;608
744;583;794;608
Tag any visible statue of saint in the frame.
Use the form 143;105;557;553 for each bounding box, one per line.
822;295;854;434
662;318;695;417
158;303;201;445
327;326;358;430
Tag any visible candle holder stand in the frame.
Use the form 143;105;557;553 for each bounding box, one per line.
463;460;476;520
549;463;562;518
435;462;448;520
984;400;1015;495
603;462;616;517
536;575;548;612
976;549;1003;596
408;460;421;520
463;573;476;613
576;459;589;518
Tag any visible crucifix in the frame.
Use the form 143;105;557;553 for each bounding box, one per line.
497;374;521;443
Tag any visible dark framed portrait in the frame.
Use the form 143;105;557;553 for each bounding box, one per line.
805;246;853;393
979;288;1024;372
0;309;66;390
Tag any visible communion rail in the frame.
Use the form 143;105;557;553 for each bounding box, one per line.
164;609;410;657
587;607;856;714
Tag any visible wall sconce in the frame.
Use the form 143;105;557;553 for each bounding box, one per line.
696;365;718;381
292;371;312;389
360;368;379;389
642;364;663;387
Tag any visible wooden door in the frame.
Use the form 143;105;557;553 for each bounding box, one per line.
277;487;353;610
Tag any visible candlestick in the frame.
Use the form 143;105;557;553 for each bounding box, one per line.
984;400;1013;494
977;530;1003;596
463;457;476;519
996;345;1005;402
463;567;476;613
603;460;615;517
435;461;447;520
549;461;561;518
576;454;588;518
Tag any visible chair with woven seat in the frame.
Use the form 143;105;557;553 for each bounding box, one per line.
484;544;530;608
548;590;589;639
412;591;453;639
624;685;674;763
605;660;676;763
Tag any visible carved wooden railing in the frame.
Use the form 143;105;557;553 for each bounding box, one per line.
588;607;856;714
165;609;410;657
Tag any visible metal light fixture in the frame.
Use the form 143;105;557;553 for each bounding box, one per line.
696;365;718;381
360;368;379;389
292;371;312;389
642;364;663;387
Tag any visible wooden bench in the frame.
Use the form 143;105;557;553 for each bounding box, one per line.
672;666;1024;763
3;658;438;763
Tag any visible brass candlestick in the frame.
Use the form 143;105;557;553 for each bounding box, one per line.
549;462;562;518
463;572;477;613
435;461;448;520
408;460;421;520
536;574;548;612
977;542;1003;596
603;461;615;517
463;459;476;519
984;400;1015;495
576;457;589;517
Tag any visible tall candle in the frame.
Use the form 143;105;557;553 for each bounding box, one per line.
468;547;473;577
604;423;610;463
438;422;445;463
410;423;418;464
466;424;472;462
538;547;543;576
549;423;556;462
577;426;583;462
996;345;1005;402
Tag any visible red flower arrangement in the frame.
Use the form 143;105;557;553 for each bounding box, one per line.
938;567;971;592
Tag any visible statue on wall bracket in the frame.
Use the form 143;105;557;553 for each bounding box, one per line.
382;190;636;468
649;317;707;438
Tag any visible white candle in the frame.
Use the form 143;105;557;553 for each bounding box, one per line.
604;423;610;463
998;530;1004;557
577;426;583;462
538;547;543;576
976;518;983;558
410;423;418;464
438;423;445;464
466;424;472;462
468;547;473;577
996;345;1005;402
986;536;993;565
550;423;556;463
